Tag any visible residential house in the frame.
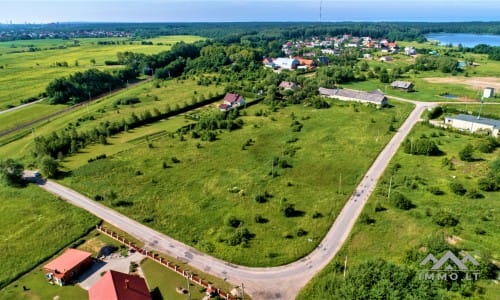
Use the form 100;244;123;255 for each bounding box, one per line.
379;56;393;62
404;46;417;56
44;248;93;286
88;270;151;300
279;81;298;91
262;57;276;69
444;114;500;137
294;56;316;68
218;93;245;111
390;81;414;92
319;87;387;106
363;53;373;60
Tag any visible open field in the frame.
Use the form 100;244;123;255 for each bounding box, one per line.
0;184;99;290
58;99;414;266
298;122;500;299
0;78;224;162
424;76;500;92
0;35;203;109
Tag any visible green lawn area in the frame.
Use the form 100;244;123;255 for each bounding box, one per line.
58;99;414;267
0;184;99;290
0;36;204;109
298;122;500;299
0;78;223;163
141;259;207;300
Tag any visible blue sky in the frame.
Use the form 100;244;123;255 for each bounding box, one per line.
1;0;499;24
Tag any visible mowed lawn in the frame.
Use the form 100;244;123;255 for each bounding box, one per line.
0;35;204;109
0;185;99;290
299;122;500;299
60;99;414;266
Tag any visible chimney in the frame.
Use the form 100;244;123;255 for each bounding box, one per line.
124;279;129;289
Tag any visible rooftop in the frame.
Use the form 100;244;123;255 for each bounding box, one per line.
319;87;386;104
447;114;500;128
44;248;92;274
88;270;151;300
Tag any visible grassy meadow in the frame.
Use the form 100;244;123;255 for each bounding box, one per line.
0;35;203;109
298;122;500;299
57;99;414;266
0;184;99;290
0;78;224;163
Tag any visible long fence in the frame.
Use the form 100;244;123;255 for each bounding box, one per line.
96;225;236;300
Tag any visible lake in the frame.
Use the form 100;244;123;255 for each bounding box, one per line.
426;33;500;48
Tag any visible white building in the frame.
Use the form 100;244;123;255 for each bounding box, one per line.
444;114;500;137
273;57;300;70
319;87;387;106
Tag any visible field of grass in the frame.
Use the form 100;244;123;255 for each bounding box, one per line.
0;78;223;163
298;122;500;299
57;99;414;267
0;184;99;290
0;35;204;109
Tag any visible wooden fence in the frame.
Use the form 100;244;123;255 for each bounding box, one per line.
96;225;236;300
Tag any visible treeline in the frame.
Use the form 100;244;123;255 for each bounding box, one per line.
46;68;139;104
34;92;225;159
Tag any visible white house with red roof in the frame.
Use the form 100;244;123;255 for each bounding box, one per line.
44;248;93;286
218;93;245;111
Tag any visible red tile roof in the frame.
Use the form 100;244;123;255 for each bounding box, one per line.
224;93;244;104
44;248;92;277
89;270;151;300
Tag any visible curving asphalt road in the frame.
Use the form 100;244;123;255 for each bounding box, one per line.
28;99;437;299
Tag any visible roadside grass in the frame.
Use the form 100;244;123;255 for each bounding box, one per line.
298;122;500;299
0;184;99;290
0;101;66;133
0;78;223;163
59;99;414;266
0;36;203;109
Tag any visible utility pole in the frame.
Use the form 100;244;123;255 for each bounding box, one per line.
343;256;348;279
186;271;191;300
387;176;393;200
338;173;342;195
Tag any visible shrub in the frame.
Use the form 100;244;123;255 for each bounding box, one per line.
94;194;104;201
390;192;414;210
449;181;467;195
254;214;268;224
360;213;375;224
312;211;323;218
478;177;498;192
466;189;484;199
171;157;180;163
296;228;308;237
403;138;441;156
282;204;297;217
225;215;242;228
428;186;445;195
433;210;459;227
459;143;474;162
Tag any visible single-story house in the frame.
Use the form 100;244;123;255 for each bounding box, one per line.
273;57;300;70
279;81;298;90
44;248;93;286
262;57;276;69
294;56;316;68
404;47;417;56
89;270;151;300
444;114;500;137
379;56;393;62
390;81;414;92
319;87;387;107
219;93;245;111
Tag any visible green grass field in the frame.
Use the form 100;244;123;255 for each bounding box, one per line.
57;99;414;267
0;78;223;163
0;36;203;109
298;122;500;299
0;184;99;290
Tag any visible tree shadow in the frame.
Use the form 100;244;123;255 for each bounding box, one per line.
151;287;164;300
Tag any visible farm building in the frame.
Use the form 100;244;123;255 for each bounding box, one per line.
390;81;414;92
444;114;500;137
319;87;387;107
88;270;151;300
44;248;92;286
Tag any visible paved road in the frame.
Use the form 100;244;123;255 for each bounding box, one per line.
0;99;46;115
27;100;436;299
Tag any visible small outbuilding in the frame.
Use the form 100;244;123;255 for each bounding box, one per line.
44;248;93;286
390;81;414;92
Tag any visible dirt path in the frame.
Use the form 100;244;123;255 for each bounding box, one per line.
423;77;500;91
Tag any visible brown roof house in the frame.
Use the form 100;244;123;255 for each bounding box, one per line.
44;248;93;286
89;270;151;300
218;93;245;111
279;81;298;91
